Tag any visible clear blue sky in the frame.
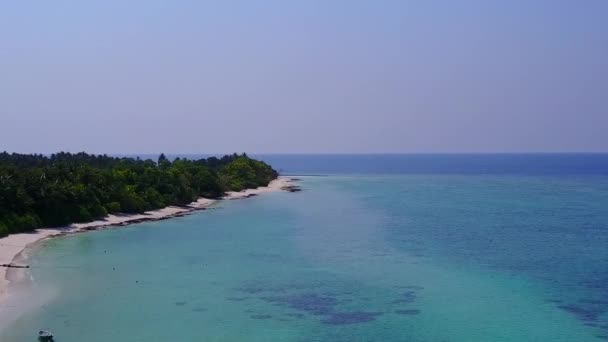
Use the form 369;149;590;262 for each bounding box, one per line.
1;0;607;154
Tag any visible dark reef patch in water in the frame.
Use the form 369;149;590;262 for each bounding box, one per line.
391;299;412;304
557;304;604;322
402;291;417;301
250;314;273;320
581;278;608;291
321;312;382;325
234;282;316;295
395;285;424;291
239;281;388;326
395;309;420;315
192;307;207;312
174;301;187;306
261;293;338;315
389;289;419;305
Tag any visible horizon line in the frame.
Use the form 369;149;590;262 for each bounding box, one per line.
4;151;608;156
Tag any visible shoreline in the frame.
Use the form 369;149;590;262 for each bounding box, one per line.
0;177;296;301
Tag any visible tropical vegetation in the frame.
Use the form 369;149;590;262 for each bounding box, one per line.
0;152;278;237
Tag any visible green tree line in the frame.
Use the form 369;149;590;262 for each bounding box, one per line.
0;152;278;237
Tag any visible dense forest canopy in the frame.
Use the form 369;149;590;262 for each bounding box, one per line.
0;152;278;238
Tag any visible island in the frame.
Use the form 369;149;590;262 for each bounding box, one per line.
0;152;282;238
0;151;302;320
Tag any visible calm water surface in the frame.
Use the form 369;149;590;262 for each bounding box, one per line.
2;155;608;341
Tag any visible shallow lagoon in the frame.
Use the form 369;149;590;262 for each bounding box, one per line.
2;174;607;341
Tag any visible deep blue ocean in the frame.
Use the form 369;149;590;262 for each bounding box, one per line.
1;154;607;341
256;153;608;176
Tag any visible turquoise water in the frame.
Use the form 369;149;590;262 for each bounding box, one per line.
2;174;608;341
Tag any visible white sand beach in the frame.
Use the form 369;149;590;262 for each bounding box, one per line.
0;177;296;300
224;176;294;199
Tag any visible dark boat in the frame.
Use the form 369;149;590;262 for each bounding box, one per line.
38;330;54;342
